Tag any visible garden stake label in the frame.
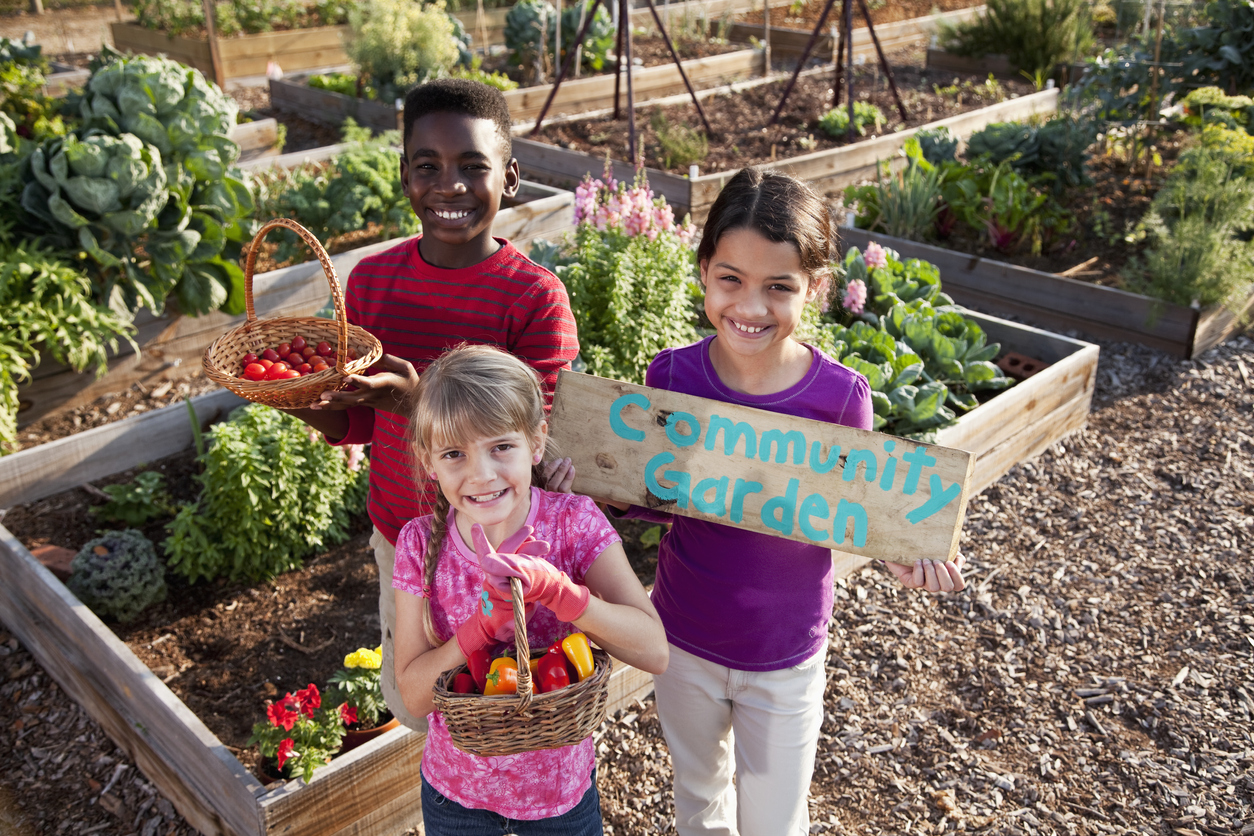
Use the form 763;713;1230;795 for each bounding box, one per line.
551;372;975;561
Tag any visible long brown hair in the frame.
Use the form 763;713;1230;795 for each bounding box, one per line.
408;344;549;646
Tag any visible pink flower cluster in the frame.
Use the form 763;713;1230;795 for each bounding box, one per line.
574;171;695;245
843;279;867;315
863;241;889;270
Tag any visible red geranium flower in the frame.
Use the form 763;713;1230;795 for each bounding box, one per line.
295;684;321;717
339;703;358;726
275;738;295;770
267;702;298;731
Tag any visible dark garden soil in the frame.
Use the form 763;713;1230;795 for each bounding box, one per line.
738;0;986;30
531;57;1035;175
3;334;1253;834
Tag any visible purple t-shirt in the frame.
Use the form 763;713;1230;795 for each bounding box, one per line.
641;336;873;671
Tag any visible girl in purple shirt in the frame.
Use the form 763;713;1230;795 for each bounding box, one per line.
631;168;967;836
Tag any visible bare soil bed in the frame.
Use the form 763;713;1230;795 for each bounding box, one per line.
3;332;1253;835
738;0;986;30
531;59;1034;174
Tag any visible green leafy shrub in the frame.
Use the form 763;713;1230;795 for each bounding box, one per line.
505;0;613;79
20;51;253;319
90;471;176;526
308;71;376;99
1181;87;1254;131
0;36;45;69
1172;0;1254;95
936;0;1094;79
651;110;709;170
164;405;369;583
450;59;520;92
133;0;361;37
965;117;1097;191
817;101;885;138
67;529;168;623
0;239;135;454
345;0;459;103
915;127;959;166
533;171;699;384
248;120;419;263
0;61;67;144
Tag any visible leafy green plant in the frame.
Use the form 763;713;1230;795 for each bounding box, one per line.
326;646;388;728
936;0;1094;79
248;120;419;264
345;0;459;102
843;143;943;242
915;127;959;166
67;529;168;624
308;71;376;100
817;101;885;138
164;404;369;583
0;239;135;454
505;0;613;79
450;57;520;92
534;171;699;384
1181;87;1254;130
90;471;176;526
651;110;709;170
0;62;67;143
133;0;361;37
0;36;45;68
1171;0;1254;95
965;117;1098;191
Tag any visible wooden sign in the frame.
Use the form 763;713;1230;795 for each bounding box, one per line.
550;372;976;561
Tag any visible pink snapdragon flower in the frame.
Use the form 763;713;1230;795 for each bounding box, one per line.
573;168;695;243
843;279;867;315
863;241;888;270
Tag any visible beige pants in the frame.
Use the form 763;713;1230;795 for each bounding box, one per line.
371;527;428;733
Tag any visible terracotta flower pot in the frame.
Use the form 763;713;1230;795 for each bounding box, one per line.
339;713;400;753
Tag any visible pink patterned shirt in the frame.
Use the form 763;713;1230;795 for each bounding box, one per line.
392;487;621;819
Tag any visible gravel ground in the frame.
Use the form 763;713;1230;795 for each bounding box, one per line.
3;332;1253;835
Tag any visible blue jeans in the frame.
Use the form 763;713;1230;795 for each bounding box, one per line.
421;769;604;836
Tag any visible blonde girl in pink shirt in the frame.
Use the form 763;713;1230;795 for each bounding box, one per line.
392;344;668;835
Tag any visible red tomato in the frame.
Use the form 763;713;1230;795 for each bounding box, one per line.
296;363;313;375
261;348;280;362
243;363;268;381
310;362;330;373
280;370;302;379
301;345;317;359
315;341;333;357
290;336;307;351
265;366;289;381
258;358;275;370
277;342;292;357
241;352;258;365
347;349;357;361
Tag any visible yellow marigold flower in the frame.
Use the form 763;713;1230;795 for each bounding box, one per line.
344;647;382;669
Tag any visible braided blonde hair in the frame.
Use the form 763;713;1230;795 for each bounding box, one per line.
409;344;549;647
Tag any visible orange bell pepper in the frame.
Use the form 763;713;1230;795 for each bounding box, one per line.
561;632;594;681
484;657;518;695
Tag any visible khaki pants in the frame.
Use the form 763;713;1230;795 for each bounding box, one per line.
371;527;428;733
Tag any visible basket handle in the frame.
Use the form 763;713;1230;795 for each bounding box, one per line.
509;577;534;713
243;218;353;375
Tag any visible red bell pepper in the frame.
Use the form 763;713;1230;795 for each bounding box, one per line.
467;648;492;693
537;642;571;694
453;672;477;694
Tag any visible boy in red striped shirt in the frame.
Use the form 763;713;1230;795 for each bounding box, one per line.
286;79;579;731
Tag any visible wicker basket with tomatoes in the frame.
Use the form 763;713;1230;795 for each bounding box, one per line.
203;219;382;409
432;577;612;757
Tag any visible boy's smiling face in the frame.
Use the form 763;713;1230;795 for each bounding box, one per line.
401;111;520;269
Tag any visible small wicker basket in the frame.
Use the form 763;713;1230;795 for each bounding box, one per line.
432;578;612;757
203;219;383;409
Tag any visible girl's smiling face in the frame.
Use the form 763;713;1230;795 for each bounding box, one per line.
429;425;546;548
700;227;818;361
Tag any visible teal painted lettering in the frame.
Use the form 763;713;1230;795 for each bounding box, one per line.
665;411;702;448
832;499;868;547
798;494;830;542
645;451;679;501
759;429;807;464
610;393;650;442
692;476;729;516
664;469;693;509
880;440;898;491
901;445;937;495
809;440;841;474
730;478;764;523
842;449;878;483
905;474;962;523
705;415;757;458
761;478;799;535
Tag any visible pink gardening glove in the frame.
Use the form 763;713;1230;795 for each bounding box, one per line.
454;567;518;660
470;524;590;624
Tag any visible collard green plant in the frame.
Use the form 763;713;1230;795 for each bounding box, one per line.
935;0;1094;79
817;101;885;138
965;117;1097;191
0;37;44;68
21;51;253;319
67;529;168;624
0;238;135;454
915;127;959;166
345;0;459;102
90;471;176;526
164;405;369;583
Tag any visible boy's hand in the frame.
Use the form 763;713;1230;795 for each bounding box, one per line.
309;354;420;412
542;457;575;493
882;554;966;593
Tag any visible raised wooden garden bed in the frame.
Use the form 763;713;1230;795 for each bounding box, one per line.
515;87;1058;223
14;179;574;429
924;47;1017;80
841;228;1254;358
0;388;657;836
268;47;768;131
110;22;349;80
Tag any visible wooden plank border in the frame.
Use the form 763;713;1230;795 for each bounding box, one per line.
110;22;349;79
725;4;986;59
839;228;1253;358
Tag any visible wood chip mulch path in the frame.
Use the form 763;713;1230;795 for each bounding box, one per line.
3;333;1253;835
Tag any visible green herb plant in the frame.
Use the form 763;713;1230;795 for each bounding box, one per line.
817;101;885;138
164;404;369;583
650;110;709;170
90;471;176;526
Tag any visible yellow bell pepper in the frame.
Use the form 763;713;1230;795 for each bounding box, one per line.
561;632;594;681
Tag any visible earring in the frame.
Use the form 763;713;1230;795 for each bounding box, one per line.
533;453;543;465
428;472;438;481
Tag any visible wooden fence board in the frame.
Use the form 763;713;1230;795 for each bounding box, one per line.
1190;292;1254;358
111;22;350;80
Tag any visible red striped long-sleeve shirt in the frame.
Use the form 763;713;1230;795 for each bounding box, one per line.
335;236;579;544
